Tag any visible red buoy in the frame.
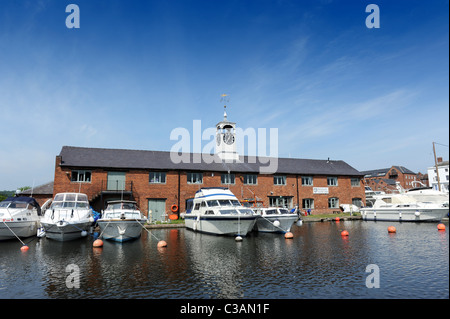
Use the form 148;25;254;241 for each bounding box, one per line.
437;223;446;231
157;240;167;248
20;245;29;252
284;232;294;239
388;226;397;233
93;239;103;248
341;230;349;236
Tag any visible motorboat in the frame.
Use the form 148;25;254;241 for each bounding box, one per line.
403;183;449;205
361;183;448;222
40;193;94;241
253;207;298;233
184;187;257;236
0;196;41;240
97;200;147;242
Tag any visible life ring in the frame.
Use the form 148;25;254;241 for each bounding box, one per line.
171;204;178;213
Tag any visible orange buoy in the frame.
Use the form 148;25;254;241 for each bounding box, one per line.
341;230;349;236
437;223;446;231
171;204;178;213
157;240;167;248
169;214;178;220
387;226;396;233
284;232;294;239
20;245;29;252
93;239;103;248
335;217;340;222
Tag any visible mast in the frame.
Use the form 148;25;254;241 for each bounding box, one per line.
432;142;441;191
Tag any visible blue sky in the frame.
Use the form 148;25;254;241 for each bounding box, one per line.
0;0;448;190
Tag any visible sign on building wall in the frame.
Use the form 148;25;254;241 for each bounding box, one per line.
313;187;329;194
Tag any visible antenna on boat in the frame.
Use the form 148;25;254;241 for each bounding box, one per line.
30;179;35;197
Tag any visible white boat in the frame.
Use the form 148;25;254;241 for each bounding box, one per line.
97;200;147;242
184;187;257;236
404;183;449;205
361;183;448;222
0;196;41;240
40;193;94;241
253;207;298;233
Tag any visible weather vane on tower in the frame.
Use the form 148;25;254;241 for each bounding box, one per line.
220;93;230;121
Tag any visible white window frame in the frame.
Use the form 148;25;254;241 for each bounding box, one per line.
302;176;313;186
351;178;360;187
221;173;235;185
243;174;258;185
328;197;339;208
149;172;166;184
274;175;286;186
71;170;91;183
187;172;203;184
327;177;338;186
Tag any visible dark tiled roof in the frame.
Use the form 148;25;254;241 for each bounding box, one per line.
58;146;363;176
20;181;54;195
361;165;416;177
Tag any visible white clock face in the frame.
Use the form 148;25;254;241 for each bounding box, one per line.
223;133;235;145
216;134;221;146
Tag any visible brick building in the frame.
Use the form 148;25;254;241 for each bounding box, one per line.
52;113;365;220
361;166;417;192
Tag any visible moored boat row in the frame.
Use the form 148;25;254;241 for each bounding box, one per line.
183;187;300;236
1;184;448;243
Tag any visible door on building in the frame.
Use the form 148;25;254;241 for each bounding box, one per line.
107;172;126;191
148;199;166;223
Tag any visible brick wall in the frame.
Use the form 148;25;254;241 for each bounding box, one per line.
53;155;365;217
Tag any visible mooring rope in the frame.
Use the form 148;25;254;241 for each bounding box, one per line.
1;221;27;246
134;218;161;241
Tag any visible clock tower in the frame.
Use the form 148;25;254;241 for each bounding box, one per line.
216;105;239;162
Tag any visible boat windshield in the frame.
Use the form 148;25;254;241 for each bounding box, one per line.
51;200;89;209
238;209;253;215
104;212;142;219
106;202;137;210
219;209;239;215
206;200;220;207
279;209;290;214
266;209;278;215
218;200;233;206
0;201;11;208
0;201;28;209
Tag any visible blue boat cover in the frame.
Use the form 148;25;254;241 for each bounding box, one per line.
2;196;41;215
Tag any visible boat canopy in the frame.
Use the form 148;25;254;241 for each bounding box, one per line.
0;196;41;215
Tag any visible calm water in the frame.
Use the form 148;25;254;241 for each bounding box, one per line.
0;221;448;299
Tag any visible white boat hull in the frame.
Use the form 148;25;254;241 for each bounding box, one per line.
185;215;257;236
40;220;92;241
254;214;298;233
361;207;449;222
98;219;145;242
0;221;39;240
